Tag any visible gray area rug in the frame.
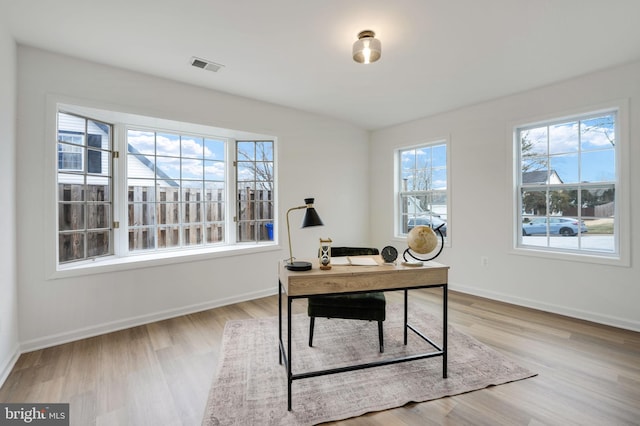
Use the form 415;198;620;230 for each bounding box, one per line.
202;303;536;425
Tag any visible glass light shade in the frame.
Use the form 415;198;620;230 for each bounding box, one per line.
353;30;381;64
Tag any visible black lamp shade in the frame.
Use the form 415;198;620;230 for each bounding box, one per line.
301;198;323;228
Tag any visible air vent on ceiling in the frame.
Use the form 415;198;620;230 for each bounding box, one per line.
191;56;224;73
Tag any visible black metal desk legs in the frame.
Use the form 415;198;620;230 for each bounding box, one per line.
443;284;448;378
279;283;448;411
277;280;294;411
403;287;447;378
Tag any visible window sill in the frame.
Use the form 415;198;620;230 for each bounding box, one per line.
50;243;280;280
511;245;628;267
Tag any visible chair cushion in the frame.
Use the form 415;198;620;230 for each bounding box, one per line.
308;292;386;322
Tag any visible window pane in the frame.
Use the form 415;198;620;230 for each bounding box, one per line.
581;150;614;183
182;159;203;180
206;223;224;243
87;204;110;229
257;141;273;161
549;188;578;216
415;147;430;169
129;227;155;251
521;189;548;217
183;225;203;246
432;145;446;167
521;126;547;156
128;155;155;179
204;160;225;181
581;187;615;219
127;130;156;155
58;143;83;170
238;201;254;221
87;181;110;202
183;201;202;223
157;203;179;225
432;168;447;190
87;128;110;150
156;156;181;180
181;135;204;159
59;203;85;231
58;112;87;139
237;221;255;242
87;231;110;258
549;121;578;155
58;182;85;201
87;148;107;175
157;226;180;249
521;155;549;175
549;153;578;184
158;186;179;202
204;138;225;160
581;115;615;151
59;233;85;262
256;162;273;183
156;133;180;156
237;141;255;160
256;201;274;221
237;162;255;182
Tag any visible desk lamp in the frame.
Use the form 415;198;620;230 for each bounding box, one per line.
286;198;323;271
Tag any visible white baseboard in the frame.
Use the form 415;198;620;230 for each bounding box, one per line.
20;287;276;353
450;282;640;332
0;344;20;389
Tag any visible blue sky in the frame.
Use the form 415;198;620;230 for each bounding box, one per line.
521;114;615;183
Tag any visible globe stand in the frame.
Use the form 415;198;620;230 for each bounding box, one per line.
403;224;445;263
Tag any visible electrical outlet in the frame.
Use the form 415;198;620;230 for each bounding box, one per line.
480;256;489;267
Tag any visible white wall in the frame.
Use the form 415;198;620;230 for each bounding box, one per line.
16;46;370;349
371;60;640;331
0;30;19;383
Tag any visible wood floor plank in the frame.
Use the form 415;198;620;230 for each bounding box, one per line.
1;291;639;425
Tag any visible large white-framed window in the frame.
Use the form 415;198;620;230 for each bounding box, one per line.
52;102;277;273
514;103;628;263
396;140;449;240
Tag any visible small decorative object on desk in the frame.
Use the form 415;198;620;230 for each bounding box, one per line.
381;245;398;263
403;224;445;266
319;237;332;270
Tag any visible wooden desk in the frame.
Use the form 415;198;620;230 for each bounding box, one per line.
278;257;449;411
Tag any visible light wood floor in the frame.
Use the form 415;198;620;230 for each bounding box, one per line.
1;290;639;425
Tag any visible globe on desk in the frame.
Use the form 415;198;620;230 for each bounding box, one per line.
403;224;444;263
407;225;438;254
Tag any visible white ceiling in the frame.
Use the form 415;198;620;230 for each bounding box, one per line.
3;0;640;130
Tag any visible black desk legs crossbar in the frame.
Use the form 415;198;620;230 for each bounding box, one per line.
403;287;447;379
279;284;448;411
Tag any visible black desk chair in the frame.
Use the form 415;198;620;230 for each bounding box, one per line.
307;247;386;353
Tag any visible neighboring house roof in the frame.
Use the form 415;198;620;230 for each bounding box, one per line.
522;170;563;184
127;144;179;187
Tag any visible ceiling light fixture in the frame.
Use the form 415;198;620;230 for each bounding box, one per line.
352;30;381;64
